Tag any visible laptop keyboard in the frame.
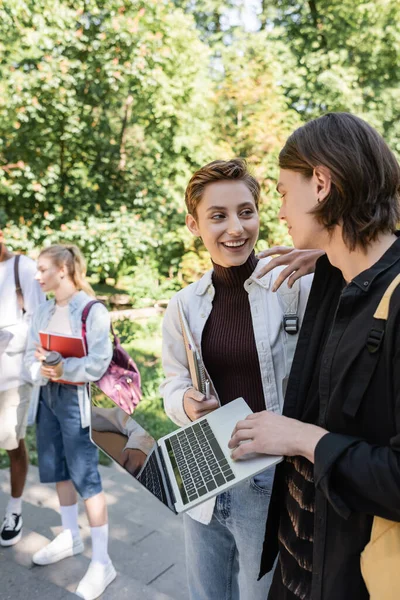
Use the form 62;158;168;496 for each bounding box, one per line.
165;419;236;505
137;449;169;505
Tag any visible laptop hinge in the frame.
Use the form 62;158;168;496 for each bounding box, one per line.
156;445;177;513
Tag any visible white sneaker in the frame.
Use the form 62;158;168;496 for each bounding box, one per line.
75;560;117;600
0;513;23;547
32;530;84;565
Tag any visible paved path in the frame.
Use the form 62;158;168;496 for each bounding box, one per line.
0;463;188;600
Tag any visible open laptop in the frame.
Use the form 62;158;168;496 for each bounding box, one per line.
90;384;282;514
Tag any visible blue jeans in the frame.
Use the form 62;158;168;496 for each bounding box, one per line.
36;382;102;499
184;469;275;600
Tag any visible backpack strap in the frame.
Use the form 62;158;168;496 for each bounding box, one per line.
373;273;400;320
342;273;400;418
81;299;116;353
276;278;300;375
14;255;25;314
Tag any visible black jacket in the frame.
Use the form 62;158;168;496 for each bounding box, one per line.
260;239;400;600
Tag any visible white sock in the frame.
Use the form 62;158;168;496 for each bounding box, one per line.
6;496;22;516
60;504;80;538
90;524;110;565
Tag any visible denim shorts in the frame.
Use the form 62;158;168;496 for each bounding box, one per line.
36;382;102;499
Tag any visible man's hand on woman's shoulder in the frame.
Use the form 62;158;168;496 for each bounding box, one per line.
256;246;325;291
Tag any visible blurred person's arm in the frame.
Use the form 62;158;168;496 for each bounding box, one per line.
6;257;45;354
24;307;48;384
62;303;112;382
92;406;155;455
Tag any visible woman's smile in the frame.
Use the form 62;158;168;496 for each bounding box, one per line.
220;238;248;250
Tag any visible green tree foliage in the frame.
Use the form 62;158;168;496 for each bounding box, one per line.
172;0;246;43
0;0;219;280
212;31;300;246
262;0;400;150
1;0;400;287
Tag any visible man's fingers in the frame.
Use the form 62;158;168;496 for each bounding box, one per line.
228;429;254;449
230;440;256;461
287;268;307;289
256;253;299;280
230;416;257;437
257;248;323;286
244;412;260;420
271;264;299;291
257;246;294;259
256;258;291;280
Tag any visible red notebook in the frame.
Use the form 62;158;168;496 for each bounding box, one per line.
39;331;86;385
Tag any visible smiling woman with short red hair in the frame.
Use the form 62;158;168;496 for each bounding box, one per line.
160;158;313;600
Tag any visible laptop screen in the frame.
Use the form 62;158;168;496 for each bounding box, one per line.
90;383;178;510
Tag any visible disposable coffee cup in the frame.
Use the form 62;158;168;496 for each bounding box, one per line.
43;351;62;366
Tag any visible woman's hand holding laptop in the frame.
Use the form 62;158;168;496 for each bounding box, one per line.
183;387;219;421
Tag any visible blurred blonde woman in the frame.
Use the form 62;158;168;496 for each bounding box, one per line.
25;244;115;600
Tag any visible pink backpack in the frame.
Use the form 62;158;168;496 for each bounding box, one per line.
82;300;142;415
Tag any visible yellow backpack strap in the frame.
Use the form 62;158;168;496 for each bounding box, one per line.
373;273;400;320
366;273;400;354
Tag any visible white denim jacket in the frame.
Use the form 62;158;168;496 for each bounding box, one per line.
160;258;313;524
25;291;112;428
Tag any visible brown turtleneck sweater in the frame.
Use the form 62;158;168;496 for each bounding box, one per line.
201;252;266;414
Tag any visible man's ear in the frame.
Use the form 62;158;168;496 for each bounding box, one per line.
186;213;200;237
313;166;331;202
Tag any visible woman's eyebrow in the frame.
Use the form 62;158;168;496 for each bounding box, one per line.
206;205;226;212
206;202;253;213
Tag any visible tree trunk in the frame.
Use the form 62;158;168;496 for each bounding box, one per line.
118;94;134;171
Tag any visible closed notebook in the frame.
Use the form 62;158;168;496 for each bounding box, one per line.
39;331;86;385
177;299;209;396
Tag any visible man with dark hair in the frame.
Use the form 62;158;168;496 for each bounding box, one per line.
0;221;45;546
229;113;400;599
278;111;400;251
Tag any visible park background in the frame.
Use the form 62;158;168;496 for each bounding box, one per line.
1;0;400;466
